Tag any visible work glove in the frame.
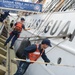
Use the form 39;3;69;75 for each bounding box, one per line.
45;60;50;66
26;58;30;63
45;64;47;66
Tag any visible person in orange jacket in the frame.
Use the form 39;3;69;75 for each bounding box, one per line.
4;18;30;49
14;39;52;75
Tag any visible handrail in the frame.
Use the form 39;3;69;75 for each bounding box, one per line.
46;0;60;12
19;33;71;40
43;1;52;12
43;0;60;12
60;0;73;11
14;57;75;68
50;0;60;12
63;1;73;11
53;0;64;12
41;0;46;4
0;22;5;35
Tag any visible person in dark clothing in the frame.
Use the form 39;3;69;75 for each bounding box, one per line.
36;0;43;3
14;39;52;75
10;20;14;28
0;11;10;22
4;18;30;49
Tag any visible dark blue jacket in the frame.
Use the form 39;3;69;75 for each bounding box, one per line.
24;44;50;63
0;11;10;22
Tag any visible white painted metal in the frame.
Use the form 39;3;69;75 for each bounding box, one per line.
13;11;75;75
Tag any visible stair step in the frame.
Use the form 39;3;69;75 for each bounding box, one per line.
0;42;6;48
0;54;6;63
0;47;7;56
0;42;4;48
0;65;6;75
0;38;6;43
0;35;7;40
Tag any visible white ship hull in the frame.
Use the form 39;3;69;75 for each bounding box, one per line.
14;11;75;75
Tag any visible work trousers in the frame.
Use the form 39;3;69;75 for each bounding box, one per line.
0;18;3;22
5;30;20;47
14;61;30;75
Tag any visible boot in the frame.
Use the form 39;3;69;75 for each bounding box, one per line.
4;43;7;46
10;46;13;49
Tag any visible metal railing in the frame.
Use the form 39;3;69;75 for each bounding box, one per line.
0;22;5;35
43;0;74;12
59;0;74;11
43;0;60;12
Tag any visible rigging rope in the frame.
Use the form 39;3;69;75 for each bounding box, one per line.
14;38;75;68
14;56;75;68
45;38;75;68
46;38;68;54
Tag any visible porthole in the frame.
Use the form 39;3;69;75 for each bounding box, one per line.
57;57;62;64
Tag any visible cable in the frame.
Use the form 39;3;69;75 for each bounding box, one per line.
46;38;68;54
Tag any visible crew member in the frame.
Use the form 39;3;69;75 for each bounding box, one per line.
14;39;52;75
0;11;10;22
4;18;30;49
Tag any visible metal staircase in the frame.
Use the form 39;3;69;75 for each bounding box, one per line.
0;23;17;75
0;25;7;75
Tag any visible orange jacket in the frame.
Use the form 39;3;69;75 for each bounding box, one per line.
29;45;44;61
14;22;23;32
